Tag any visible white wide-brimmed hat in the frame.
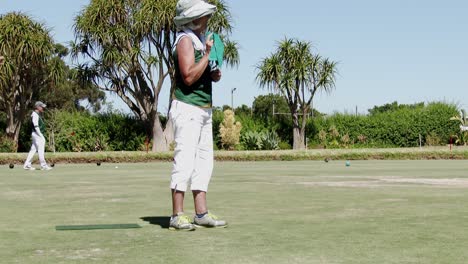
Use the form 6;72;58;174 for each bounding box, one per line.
174;0;217;28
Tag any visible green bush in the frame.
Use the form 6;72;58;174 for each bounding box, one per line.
425;132;443;146
95;113;146;151
212;108;224;149
241;131;263;150
240;130;280;150
260;131;280;150
36;110;146;152
0;136;16;153
279;141;292;150
309;102;459;148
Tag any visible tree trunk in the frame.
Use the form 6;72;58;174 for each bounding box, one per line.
292;112;306;150
293;126;306;150
152;113;169;152
5;108;21;152
163;118;174;149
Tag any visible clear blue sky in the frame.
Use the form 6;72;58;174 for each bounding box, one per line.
2;0;467;114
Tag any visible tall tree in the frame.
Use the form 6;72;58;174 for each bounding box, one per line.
40;44;105;112
253;93;290;121
0;12;61;149
72;0;239;152
256;38;338;149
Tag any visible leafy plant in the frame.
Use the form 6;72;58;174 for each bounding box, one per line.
450;110;468;146
260;131;280;150
241;131;263;150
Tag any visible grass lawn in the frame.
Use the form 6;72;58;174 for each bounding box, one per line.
1;160;468;263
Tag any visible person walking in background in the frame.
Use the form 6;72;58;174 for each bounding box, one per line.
24;101;52;171
168;0;226;231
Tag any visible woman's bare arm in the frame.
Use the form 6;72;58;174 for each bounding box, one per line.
177;34;213;86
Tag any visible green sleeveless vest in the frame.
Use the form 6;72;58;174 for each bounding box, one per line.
31;113;46;135
38;116;45;134
173;40;213;108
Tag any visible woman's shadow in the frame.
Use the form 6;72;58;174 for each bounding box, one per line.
140;216;170;229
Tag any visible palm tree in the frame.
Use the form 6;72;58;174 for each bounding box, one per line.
72;0;239;152
256;38;338;149
0;12;60;149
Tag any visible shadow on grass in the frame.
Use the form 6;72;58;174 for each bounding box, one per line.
141;216;170;229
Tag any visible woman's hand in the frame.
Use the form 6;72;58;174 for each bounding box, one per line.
211;69;222;82
205;33;214;55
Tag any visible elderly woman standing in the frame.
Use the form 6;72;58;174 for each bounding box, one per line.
169;0;226;231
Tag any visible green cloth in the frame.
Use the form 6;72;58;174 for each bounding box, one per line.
208;32;224;67
173;40;213;108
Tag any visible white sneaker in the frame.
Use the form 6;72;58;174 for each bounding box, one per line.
23;166;36;171
193;212;228;228
41;166;53;171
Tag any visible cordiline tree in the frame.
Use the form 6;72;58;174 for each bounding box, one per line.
72;0;239;152
0;12;62;149
256;38;338;149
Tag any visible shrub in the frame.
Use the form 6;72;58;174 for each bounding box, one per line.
318;130;327;146
279;141;292;150
341;134;351;148
0;136;16;153
425;132;443;146
357;134;367;144
241;131;262;150
219;110;242;150
212;108;224;149
260;131;280;150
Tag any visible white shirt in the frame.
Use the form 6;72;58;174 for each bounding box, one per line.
31;111;44;138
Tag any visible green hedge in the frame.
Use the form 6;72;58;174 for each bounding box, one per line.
308;102;459;148
15;111;146;152
1;102;462;153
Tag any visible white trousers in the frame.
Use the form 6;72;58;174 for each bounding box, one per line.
24;133;47;168
170;100;214;192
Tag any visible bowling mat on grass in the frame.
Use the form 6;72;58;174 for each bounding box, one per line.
56;223;142;231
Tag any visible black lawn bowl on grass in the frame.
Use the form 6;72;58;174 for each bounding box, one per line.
2;160;468;263
9;163;14;169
